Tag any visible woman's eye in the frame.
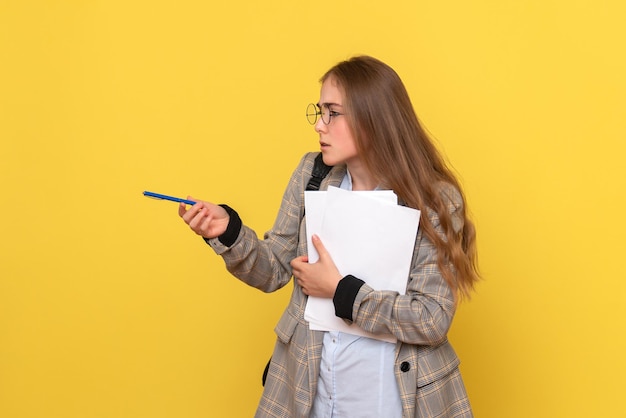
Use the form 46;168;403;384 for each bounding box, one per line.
329;110;340;116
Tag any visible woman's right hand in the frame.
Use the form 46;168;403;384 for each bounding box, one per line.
178;197;230;239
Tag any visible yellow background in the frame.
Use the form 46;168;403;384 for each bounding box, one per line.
1;1;625;417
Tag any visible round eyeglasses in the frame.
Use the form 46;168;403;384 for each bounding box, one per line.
306;103;344;125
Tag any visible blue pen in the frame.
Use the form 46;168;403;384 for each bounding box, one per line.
143;191;196;205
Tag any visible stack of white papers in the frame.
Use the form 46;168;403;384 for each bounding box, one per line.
303;186;421;342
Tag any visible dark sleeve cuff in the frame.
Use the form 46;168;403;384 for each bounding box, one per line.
203;204;242;247
333;275;365;321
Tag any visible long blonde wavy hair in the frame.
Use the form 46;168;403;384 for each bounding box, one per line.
322;56;479;300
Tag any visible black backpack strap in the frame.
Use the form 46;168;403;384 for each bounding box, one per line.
305;153;333;191
262;358;270;386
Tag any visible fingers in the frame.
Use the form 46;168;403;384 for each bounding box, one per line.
188;207;210;231
178;199;230;239
178;199;209;234
178;196;198;217
180;201;203;223
291;255;308;266
178;202;188;217
300;281;310;296
290;256;306;278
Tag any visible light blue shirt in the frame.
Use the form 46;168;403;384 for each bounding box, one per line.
310;171;403;418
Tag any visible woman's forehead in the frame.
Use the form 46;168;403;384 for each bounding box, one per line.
319;76;344;104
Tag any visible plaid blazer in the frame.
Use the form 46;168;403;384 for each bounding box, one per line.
207;152;473;417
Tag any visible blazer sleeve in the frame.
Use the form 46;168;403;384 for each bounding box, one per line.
341;183;464;346
205;152;316;293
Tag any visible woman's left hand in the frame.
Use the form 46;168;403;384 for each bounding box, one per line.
290;234;342;298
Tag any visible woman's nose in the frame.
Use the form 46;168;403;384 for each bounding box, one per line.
315;117;326;133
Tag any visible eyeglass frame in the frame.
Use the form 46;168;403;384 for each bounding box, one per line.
306;103;345;125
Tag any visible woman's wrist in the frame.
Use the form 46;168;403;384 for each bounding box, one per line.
203;204;241;247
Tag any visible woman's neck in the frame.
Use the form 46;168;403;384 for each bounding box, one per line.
347;162;377;191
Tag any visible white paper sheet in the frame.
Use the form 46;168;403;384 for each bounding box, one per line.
303;186;420;342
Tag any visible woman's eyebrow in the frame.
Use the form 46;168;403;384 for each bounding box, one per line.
317;102;344;108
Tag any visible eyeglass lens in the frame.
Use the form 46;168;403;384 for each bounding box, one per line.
306;103;331;125
306;103;318;125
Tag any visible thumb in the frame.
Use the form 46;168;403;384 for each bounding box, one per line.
311;234;328;259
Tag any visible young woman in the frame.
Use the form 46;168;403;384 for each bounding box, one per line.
179;56;479;417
